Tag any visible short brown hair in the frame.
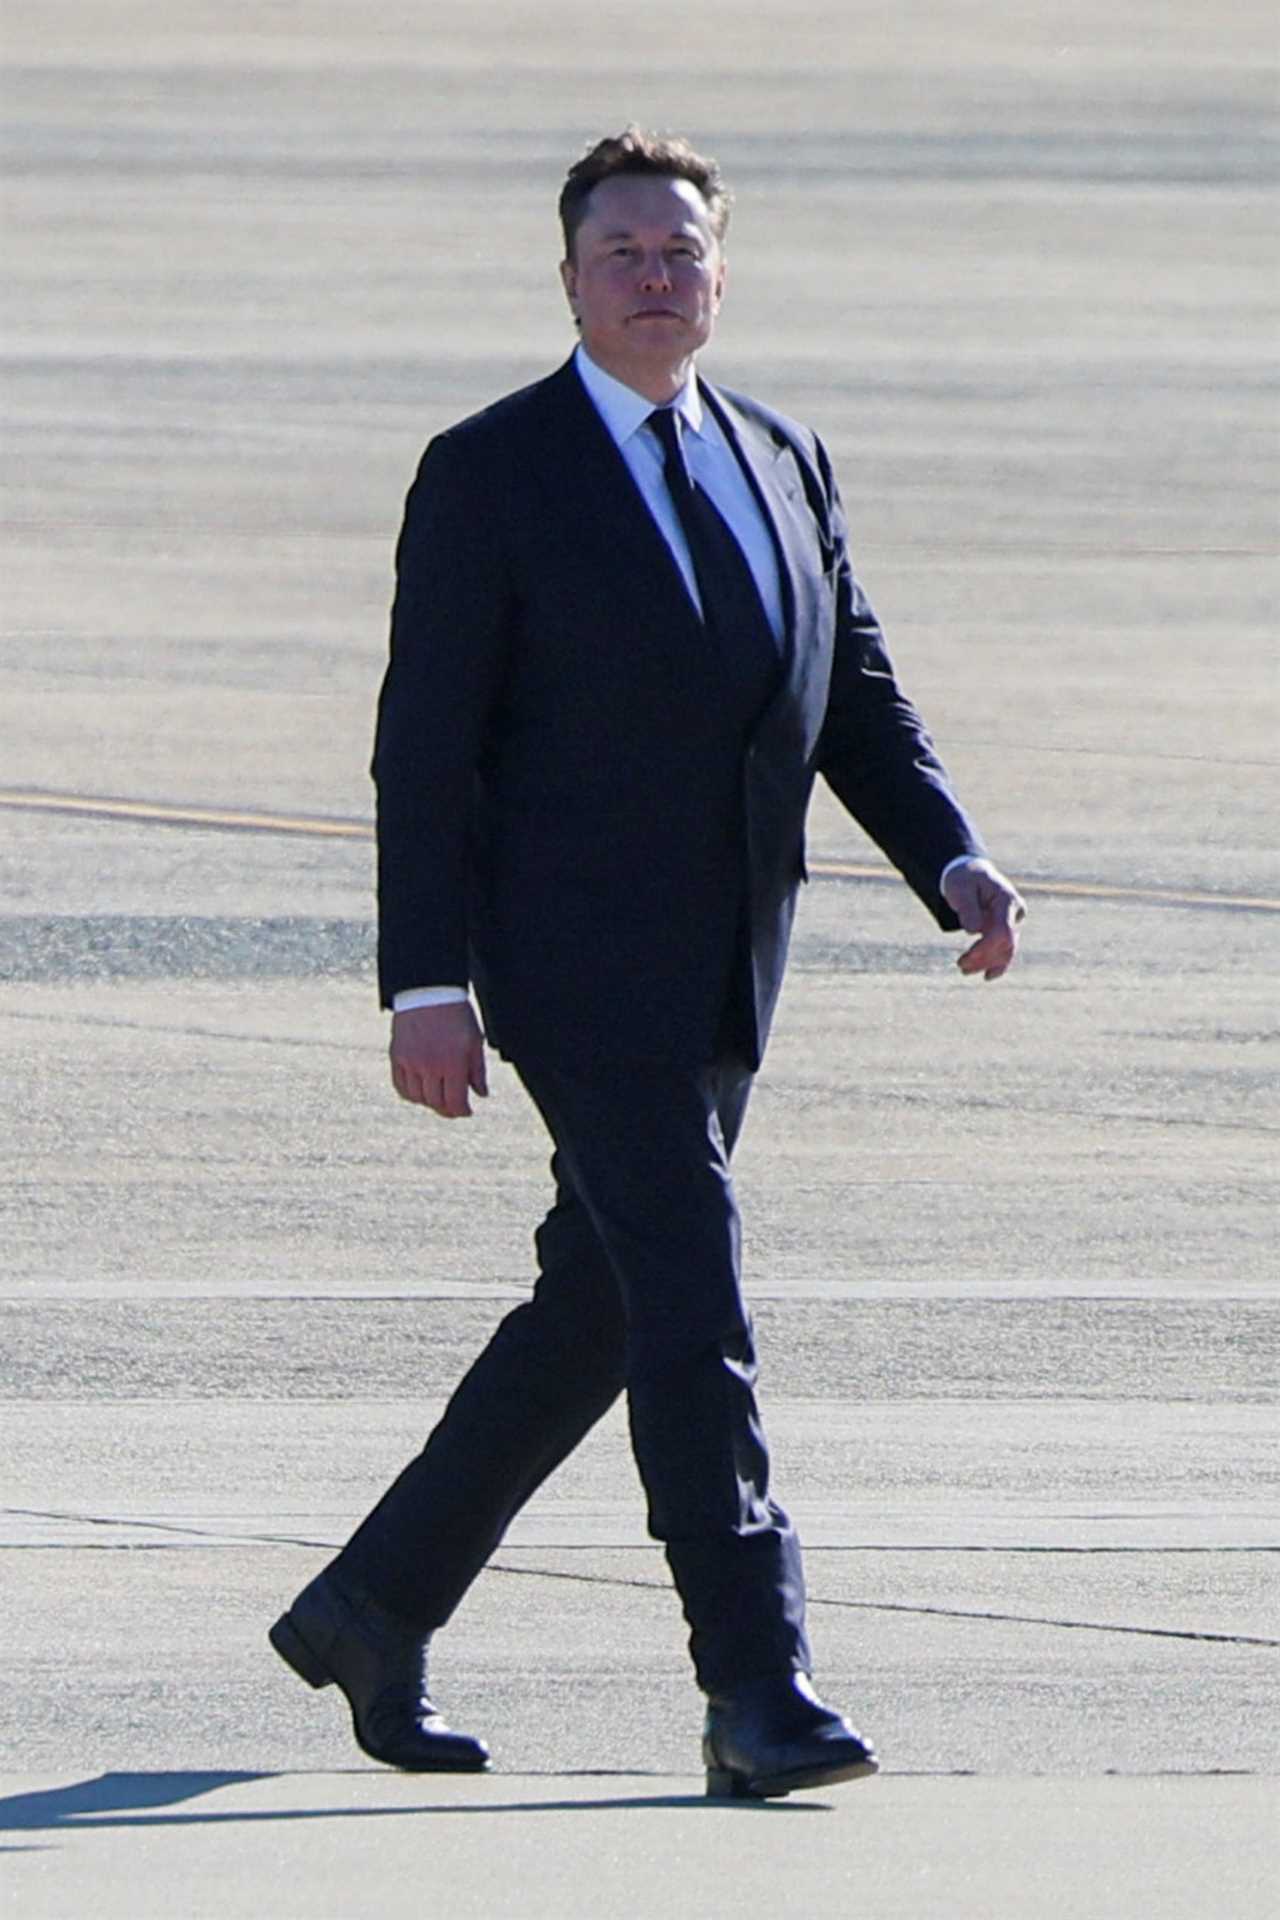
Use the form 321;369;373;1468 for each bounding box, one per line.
559;127;731;260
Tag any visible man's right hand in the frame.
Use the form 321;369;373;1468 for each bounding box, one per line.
389;1001;489;1118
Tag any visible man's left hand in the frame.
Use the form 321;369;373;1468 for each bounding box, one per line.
941;858;1026;981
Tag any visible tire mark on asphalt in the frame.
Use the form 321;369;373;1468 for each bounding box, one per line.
0;1007;366;1051
0;1008;1277;1139
761;1079;1280;1137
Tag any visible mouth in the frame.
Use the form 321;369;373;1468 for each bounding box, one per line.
628;308;683;322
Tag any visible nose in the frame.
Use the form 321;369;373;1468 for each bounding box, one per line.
638;251;673;290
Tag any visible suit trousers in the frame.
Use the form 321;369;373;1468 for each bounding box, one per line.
335;1049;811;1694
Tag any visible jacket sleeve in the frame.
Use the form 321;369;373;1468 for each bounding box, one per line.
810;438;987;929
371;430;514;1006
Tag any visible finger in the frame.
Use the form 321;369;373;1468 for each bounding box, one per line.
956;935;990;975
469;1043;489;1099
991;896;1026;973
393;1060;445;1110
438;1063;473;1119
956;928;1015;977
977;910;1021;970
391;1059;420;1103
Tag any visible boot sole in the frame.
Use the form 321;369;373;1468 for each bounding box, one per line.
706;1755;880;1799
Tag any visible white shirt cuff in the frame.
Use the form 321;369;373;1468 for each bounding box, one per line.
392;986;470;1012
939;854;992;892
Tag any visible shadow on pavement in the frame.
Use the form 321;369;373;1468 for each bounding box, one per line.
0;1770;824;1831
0;1771;275;1830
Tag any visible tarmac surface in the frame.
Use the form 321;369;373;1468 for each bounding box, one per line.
2;3;1277;1915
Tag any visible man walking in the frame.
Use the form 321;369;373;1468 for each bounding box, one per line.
270;128;1024;1798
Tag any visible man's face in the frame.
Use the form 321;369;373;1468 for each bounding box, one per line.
560;173;726;393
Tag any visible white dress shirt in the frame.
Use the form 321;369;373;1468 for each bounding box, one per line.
392;348;977;1012
573;345;785;642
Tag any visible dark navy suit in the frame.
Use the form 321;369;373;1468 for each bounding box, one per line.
341;356;985;1690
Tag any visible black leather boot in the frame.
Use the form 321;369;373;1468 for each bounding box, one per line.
269;1568;490;1772
703;1671;878;1797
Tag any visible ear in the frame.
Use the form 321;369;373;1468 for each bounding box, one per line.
559;257;579;317
712;253;727;312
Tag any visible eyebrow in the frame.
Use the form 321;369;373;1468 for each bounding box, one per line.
596;226;704;244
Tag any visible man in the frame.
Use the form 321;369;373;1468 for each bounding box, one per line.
270;128;1024;1799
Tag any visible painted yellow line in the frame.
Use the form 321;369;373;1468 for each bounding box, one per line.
2;788;1278;913
0;789;370;839
808;858;1280;913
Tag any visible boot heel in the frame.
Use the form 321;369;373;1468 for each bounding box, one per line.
705;1767;750;1798
269;1612;333;1689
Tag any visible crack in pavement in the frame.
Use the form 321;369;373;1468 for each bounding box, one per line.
4;1510;1277;1649
485;1561;1280;1649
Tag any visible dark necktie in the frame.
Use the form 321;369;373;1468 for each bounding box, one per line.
647;407;781;708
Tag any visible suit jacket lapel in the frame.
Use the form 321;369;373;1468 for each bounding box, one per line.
700;380;827;723
546;359;825;722
545;359;710;646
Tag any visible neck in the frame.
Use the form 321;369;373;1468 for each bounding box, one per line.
580;343;696;406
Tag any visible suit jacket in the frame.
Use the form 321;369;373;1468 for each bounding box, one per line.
372;357;986;1069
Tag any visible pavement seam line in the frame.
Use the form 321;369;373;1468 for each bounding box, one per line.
4;1511;1275;1649
484;1561;1280;1649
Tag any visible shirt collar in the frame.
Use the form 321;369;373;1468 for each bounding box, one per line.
574;345;704;446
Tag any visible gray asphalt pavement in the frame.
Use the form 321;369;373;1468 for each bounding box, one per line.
2;3;1277;1915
